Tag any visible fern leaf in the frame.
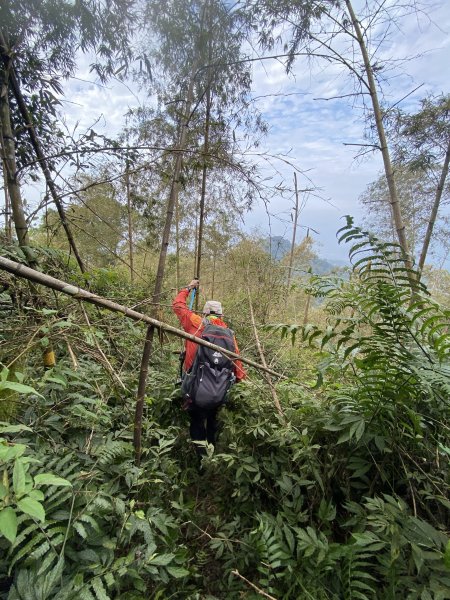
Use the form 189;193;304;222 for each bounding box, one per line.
91;577;110;600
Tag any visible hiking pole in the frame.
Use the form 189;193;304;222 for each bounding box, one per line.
188;278;198;310
188;287;196;310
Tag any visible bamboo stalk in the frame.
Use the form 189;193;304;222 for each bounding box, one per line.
0;256;285;379
0;58;35;265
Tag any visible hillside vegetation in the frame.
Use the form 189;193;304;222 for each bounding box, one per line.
1;221;449;599
1;1;450;598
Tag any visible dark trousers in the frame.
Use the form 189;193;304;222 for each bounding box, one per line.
188;406;219;456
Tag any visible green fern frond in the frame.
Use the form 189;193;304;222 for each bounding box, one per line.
95;439;133;465
91;577;110;600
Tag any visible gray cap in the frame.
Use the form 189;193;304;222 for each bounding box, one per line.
202;300;223;315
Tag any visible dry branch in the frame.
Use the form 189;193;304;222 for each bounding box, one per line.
247;286;285;419
231;570;278;600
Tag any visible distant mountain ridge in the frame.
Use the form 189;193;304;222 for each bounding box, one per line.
264;236;348;275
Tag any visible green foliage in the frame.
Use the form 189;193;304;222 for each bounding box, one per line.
1;219;450;598
0;417;71;545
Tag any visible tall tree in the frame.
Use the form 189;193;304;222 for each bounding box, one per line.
132;0;264;462
240;0;440;274
38;181;126;269
386;95;450;273
360;165;450;264
0;51;35;265
0;0;136;266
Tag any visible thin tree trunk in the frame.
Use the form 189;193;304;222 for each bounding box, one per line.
303;294;311;326
247;285;285;419
134;66;198;465
287;171;300;289
3;55;85;273
345;0;413;272
175;193;180;290
195;84;212;310
193;215;199;276
211;250;216;297
0;255;284;379
0;64;35;265
303;230;312;325
195;5;213;307
418;137;450;274
2;154;12;242
125;159;134;283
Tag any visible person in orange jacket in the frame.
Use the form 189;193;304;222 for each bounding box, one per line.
172;278;246;457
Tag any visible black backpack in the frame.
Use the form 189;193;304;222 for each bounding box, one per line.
181;321;236;409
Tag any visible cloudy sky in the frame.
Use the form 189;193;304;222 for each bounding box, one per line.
24;0;450;266
243;0;450;264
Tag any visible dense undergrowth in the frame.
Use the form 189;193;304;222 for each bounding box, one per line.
1;221;450;599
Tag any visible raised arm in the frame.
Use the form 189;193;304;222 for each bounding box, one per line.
172;279;199;331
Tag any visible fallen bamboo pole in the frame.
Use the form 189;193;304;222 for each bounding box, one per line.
0;256;285;379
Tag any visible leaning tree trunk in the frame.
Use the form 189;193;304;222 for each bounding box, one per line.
0;62;35;265
5;61;86;273
345;0;413;273
134;67;198;465
418;137;450;274
0;255;283;379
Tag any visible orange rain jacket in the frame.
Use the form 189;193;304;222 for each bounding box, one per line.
172;288;247;381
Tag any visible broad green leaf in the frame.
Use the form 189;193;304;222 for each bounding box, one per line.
0;443;27;461
28;489;45;501
166;566;189;578
17;496;45;522
14;372;24;383
13;459;26;497
54;320;72;328
43;376;67;386
0;507;17;543
0;423;32;434
0;381;43;398
34;473;72;487
148;553;175;566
